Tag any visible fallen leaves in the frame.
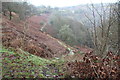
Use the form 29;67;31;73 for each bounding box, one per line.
66;51;120;79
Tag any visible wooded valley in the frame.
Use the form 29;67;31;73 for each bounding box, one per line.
0;0;120;79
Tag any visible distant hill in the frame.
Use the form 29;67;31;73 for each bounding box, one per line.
58;3;110;27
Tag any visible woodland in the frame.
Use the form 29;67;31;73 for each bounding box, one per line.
0;1;120;79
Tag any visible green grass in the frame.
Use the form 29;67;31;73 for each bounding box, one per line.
1;48;65;78
77;51;84;55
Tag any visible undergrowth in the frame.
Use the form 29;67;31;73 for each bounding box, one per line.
1;47;65;78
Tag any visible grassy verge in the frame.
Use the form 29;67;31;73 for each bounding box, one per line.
1;48;65;78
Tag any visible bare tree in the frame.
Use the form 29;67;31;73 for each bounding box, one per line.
118;1;120;55
85;3;118;56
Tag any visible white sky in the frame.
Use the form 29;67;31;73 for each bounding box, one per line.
29;0;118;7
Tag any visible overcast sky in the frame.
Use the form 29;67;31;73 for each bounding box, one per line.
29;0;118;7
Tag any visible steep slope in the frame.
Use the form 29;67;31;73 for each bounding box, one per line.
2;48;65;78
2;16;77;58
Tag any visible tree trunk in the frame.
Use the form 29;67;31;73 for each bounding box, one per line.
9;11;12;20
3;11;6;16
118;1;120;55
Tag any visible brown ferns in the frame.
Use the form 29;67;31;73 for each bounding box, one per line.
66;51;120;79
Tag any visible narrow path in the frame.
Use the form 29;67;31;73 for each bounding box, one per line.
40;23;47;32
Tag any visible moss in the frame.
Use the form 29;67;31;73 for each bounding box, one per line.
2;48;51;78
2;47;66;78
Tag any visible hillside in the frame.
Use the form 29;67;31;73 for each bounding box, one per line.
59;3;110;27
1;15;87;78
1;1;120;79
2;48;65;78
2;15;79;58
